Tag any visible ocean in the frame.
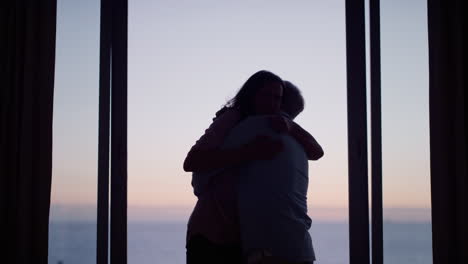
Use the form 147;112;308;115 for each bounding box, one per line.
48;221;432;264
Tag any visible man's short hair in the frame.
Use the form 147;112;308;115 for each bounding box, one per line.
282;81;305;119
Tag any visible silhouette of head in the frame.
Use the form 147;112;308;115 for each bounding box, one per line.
227;70;283;117
281;81;305;119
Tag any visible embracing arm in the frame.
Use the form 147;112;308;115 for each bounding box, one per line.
290;122;324;160
184;108;285;173
183;135;283;172
184;145;249;172
183;108;243;172
269;115;324;160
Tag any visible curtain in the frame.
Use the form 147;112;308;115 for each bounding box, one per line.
0;0;57;263
427;0;467;263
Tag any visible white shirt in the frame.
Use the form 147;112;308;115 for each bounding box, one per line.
222;115;315;262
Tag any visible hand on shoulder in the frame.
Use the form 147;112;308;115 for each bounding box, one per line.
268;115;292;134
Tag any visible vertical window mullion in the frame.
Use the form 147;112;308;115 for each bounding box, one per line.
110;0;128;263
97;0;111;262
370;0;383;263
346;0;370;263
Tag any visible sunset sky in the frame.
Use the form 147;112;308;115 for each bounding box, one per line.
50;0;430;221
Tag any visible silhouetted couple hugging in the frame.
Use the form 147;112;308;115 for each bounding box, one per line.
183;70;324;264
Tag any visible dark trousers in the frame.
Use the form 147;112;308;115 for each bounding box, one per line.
186;234;242;264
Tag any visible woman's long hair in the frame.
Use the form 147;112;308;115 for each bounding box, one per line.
215;70;283;119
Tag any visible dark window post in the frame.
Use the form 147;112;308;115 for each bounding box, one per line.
370;0;383;264
97;0;111;262
110;0;128;263
97;0;128;263
345;0;370;263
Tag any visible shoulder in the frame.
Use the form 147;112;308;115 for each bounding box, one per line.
223;107;242;120
238;115;270;127
204;108;241;133
191;108;241;150
213;107;241;124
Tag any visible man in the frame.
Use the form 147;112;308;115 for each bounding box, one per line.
221;81;322;263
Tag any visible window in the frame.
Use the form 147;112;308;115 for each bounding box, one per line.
128;1;349;263
48;1;100;263
48;1;434;263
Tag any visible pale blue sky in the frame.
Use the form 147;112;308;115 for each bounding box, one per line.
51;0;430;221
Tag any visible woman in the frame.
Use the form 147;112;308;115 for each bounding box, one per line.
184;70;284;263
